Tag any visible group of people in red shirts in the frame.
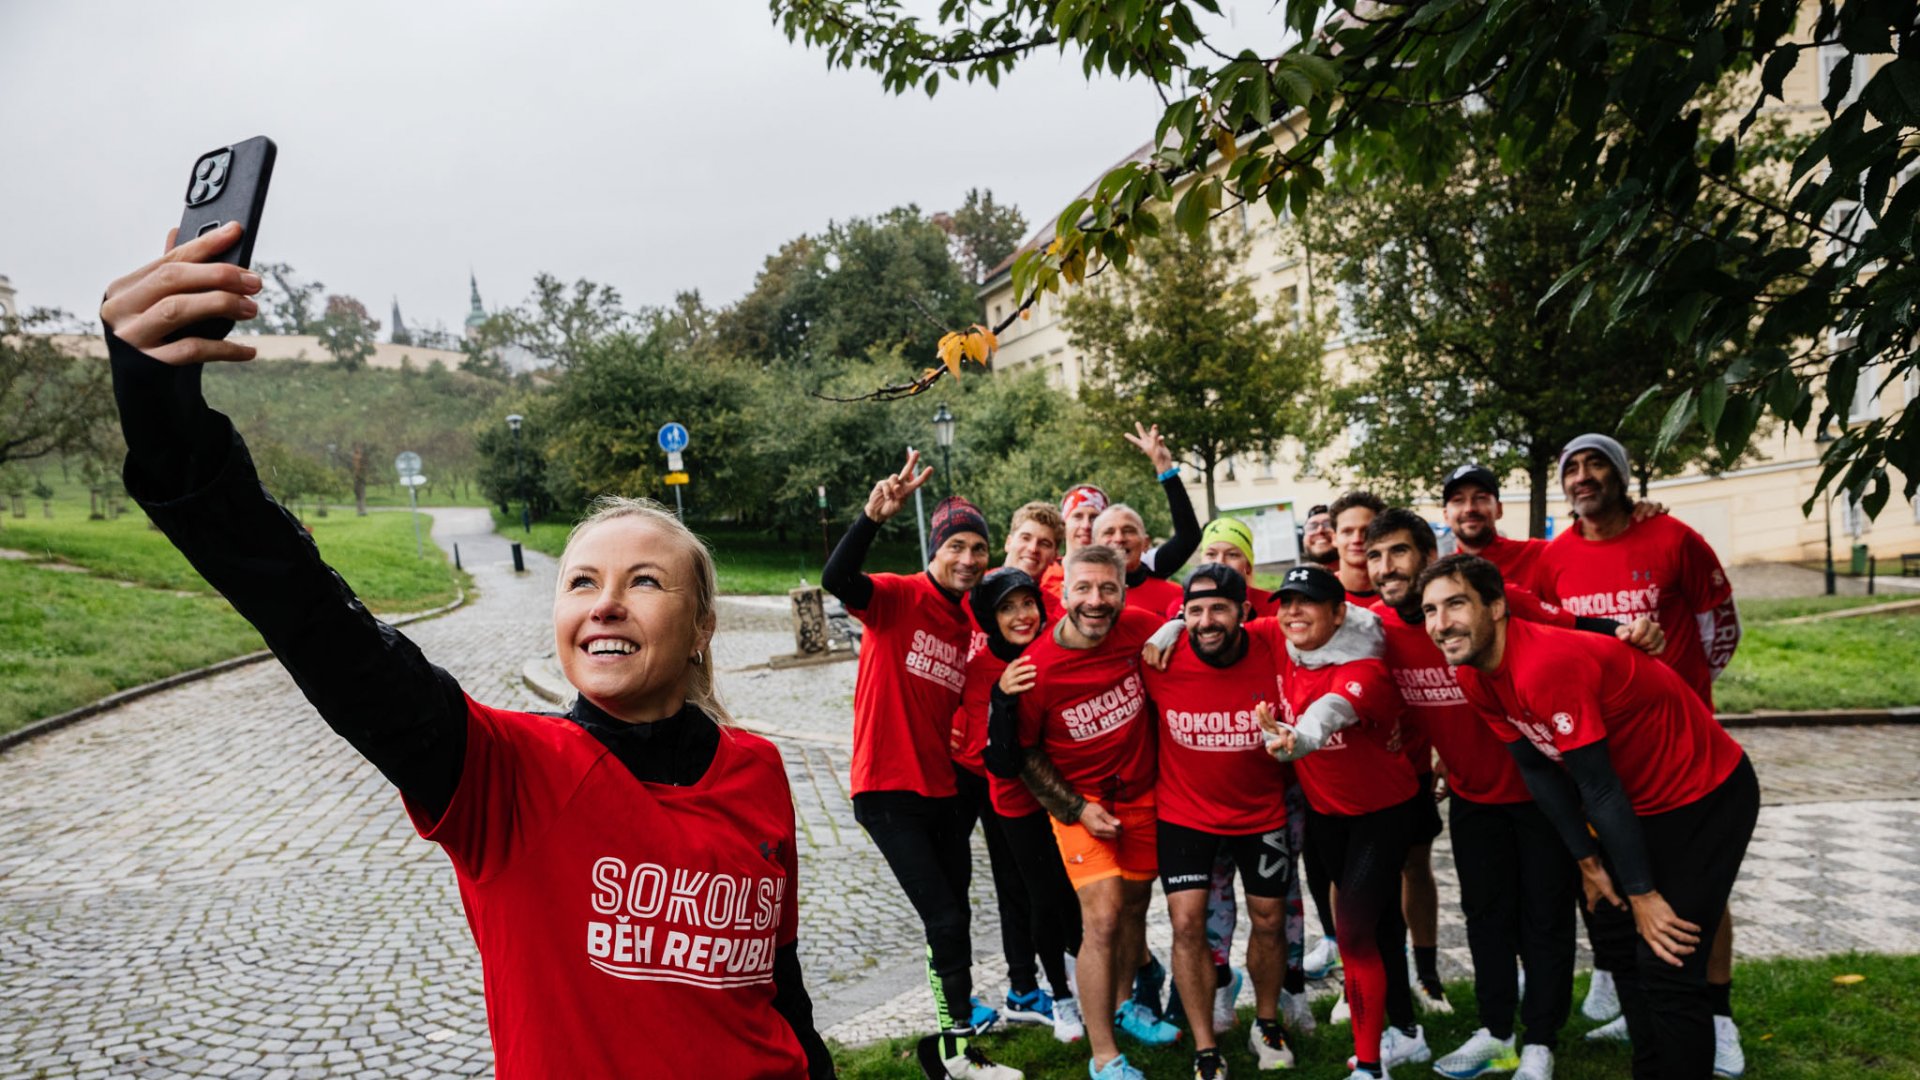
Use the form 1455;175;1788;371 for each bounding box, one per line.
828;426;1757;1080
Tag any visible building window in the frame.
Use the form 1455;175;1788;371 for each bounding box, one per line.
1277;285;1300;328
1818;44;1869;113
1840;492;1867;539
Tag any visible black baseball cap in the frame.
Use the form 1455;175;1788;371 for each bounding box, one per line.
1184;563;1248;606
1277;563;1344;604
1441;463;1500;503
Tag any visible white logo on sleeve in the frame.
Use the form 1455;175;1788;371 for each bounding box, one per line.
1345;680;1363;698
1552;711;1574;735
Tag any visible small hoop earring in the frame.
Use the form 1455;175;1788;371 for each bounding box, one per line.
692;651;705;666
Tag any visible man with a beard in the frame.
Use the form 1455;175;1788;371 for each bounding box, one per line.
996;546;1180;1080
1440;464;1552;592
1364;510;1664;1080
1039;423;1202;604
1144;565;1297;1077
1302;504;1339;568
1536;434;1744;1070
1419;554;1759;1080
823;452;1018;1079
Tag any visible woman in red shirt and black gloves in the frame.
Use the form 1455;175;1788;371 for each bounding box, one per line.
98;224;832;1079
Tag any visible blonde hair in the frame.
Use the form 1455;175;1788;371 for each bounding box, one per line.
561;496;732;726
1009;501;1066;549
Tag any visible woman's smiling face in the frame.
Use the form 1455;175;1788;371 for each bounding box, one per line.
553;515;712;721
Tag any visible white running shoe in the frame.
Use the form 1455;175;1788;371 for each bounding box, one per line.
1580;970;1620;1023
1304;937;1341;980
1329;989;1350;1025
1249;1019;1296;1069
1381;1023;1431;1067
1213;967;1244;1033
1433;1028;1518;1078
944;1046;1023;1079
1279;989;1316;1037
1584;1015;1629;1042
1053;995;1085;1043
1713;1015;1745;1078
1513;1044;1553;1080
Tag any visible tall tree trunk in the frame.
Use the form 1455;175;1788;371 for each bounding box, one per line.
1528;450;1550;538
351;444;370;517
1202;451;1219;521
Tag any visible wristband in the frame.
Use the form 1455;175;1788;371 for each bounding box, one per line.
1156;466;1180;483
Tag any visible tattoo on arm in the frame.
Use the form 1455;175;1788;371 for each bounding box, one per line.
1020;751;1087;824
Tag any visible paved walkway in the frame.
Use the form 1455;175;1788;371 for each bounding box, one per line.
2;520;1917;1077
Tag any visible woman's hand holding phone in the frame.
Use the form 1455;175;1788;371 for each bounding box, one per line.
100;223;262;365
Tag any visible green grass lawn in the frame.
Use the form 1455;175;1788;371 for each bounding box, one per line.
833;953;1920;1078
0;488;467;736
494;509;925;595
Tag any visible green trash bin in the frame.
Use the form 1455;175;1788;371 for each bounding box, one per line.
1851;543;1869;575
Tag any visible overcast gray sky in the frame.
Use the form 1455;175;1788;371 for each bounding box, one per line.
1;2;1291;336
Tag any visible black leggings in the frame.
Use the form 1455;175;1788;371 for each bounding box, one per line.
854;790;977;1042
1306;798;1420;1065
1583;755;1759;1080
1450;795;1577;1049
998;807;1082;996
954;768;1042;995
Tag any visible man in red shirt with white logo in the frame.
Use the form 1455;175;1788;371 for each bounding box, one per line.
1039;423;1203;605
1535;433;1744;1066
997;546;1179;1080
1365;508;1665;1080
821;452;1020;1080
1440;463;1552;592
1419;554;1759;1080
1256;564;1426;1080
1144;564;1298;1077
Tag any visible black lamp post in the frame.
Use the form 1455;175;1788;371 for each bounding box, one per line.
932;402;955;502
506;413;530;534
1816;419;1835;595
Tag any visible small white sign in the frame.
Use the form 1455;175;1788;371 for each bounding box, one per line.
399;474;428;487
667;450;684;472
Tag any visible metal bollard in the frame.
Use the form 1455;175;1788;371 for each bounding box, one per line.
511;541;525;573
453;543;462;571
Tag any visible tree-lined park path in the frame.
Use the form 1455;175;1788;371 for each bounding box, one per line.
3;510;1919;1076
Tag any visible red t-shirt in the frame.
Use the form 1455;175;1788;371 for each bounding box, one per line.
1457;619;1744;815
1143;631;1291;834
1535;514;1734;706
1256;619;1417;816
848;572;971;798
1369;589;1577;806
406;699;805;1079
1471;533;1551;594
1126;573;1184;615
1017;608;1167;803
1040;561;1065;602
949;647;1044;817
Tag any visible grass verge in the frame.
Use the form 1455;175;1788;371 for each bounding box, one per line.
832;953;1919;1079
1716;607;1920;713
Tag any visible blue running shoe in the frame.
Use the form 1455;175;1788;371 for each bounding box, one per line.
1115;1000;1182;1047
1089;1052;1146;1080
1003;987;1055;1025
967;996;1001;1034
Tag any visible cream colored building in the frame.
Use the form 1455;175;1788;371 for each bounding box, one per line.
49;331;466;372
978;27;1918;568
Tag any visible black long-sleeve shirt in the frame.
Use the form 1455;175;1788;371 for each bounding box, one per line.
1134;472;1201;584
106;332;833;1077
1507;738;1655;895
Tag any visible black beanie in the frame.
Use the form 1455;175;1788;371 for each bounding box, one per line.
970;567;1044;662
930;495;990;554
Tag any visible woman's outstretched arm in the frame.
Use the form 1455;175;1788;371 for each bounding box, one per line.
102;223;469;821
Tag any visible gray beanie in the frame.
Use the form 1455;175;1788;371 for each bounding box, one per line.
1558;433;1631;482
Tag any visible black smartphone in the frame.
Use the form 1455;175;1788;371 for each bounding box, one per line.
168;135;276;342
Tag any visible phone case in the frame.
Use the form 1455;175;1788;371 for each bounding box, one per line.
169;135;276;342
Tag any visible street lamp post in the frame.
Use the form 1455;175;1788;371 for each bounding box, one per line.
932;402;955;502
506;413;530;534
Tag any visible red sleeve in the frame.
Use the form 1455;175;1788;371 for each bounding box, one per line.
1677;525;1734;613
1455;668;1520;743
1016;680;1045;749
1507;584;1576;628
849;572;904;622
1243;615;1287;656
1331;659;1402;731
405;698;591;883
1524;662;1609;755
1117;605;1169;649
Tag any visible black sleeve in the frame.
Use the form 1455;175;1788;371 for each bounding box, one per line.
1573;616;1624;637
1506;739;1601;863
771;941;835;1078
1558;740;1657;896
984;685;1026;779
1141;472;1201;579
109;332;469;822
821;512;880;611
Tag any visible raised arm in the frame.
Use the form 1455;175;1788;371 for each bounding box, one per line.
1124;423;1201;578
821;449;933;610
100;225;469;821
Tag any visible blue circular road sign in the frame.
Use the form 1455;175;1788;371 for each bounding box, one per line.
657;422;689;453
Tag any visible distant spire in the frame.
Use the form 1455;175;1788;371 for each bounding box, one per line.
466;270;487;335
390;297;412;345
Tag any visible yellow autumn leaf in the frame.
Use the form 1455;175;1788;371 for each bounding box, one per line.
962;333;986;363
1047;237;1063;256
937;333;966;379
984;329;999;352
1214;125;1238;161
1021;308;1032;321
1832;973;1866;985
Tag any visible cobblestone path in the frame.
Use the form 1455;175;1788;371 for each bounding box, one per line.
2;515;1916;1077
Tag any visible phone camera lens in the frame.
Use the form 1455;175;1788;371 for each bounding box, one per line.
190;181;210;204
196;159;214;180
207;161;226;185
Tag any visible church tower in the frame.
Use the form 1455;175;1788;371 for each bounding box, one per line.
464;272;487;340
390;297;412;345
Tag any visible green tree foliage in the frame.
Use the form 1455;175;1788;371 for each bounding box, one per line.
250;439;338;516
1062;229;1322;518
0;310;114;468
940;188;1030;284
1316;110;1766;533
315;295;380;371
253;262;325;335
485;273;632;372
771;0;1920;516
